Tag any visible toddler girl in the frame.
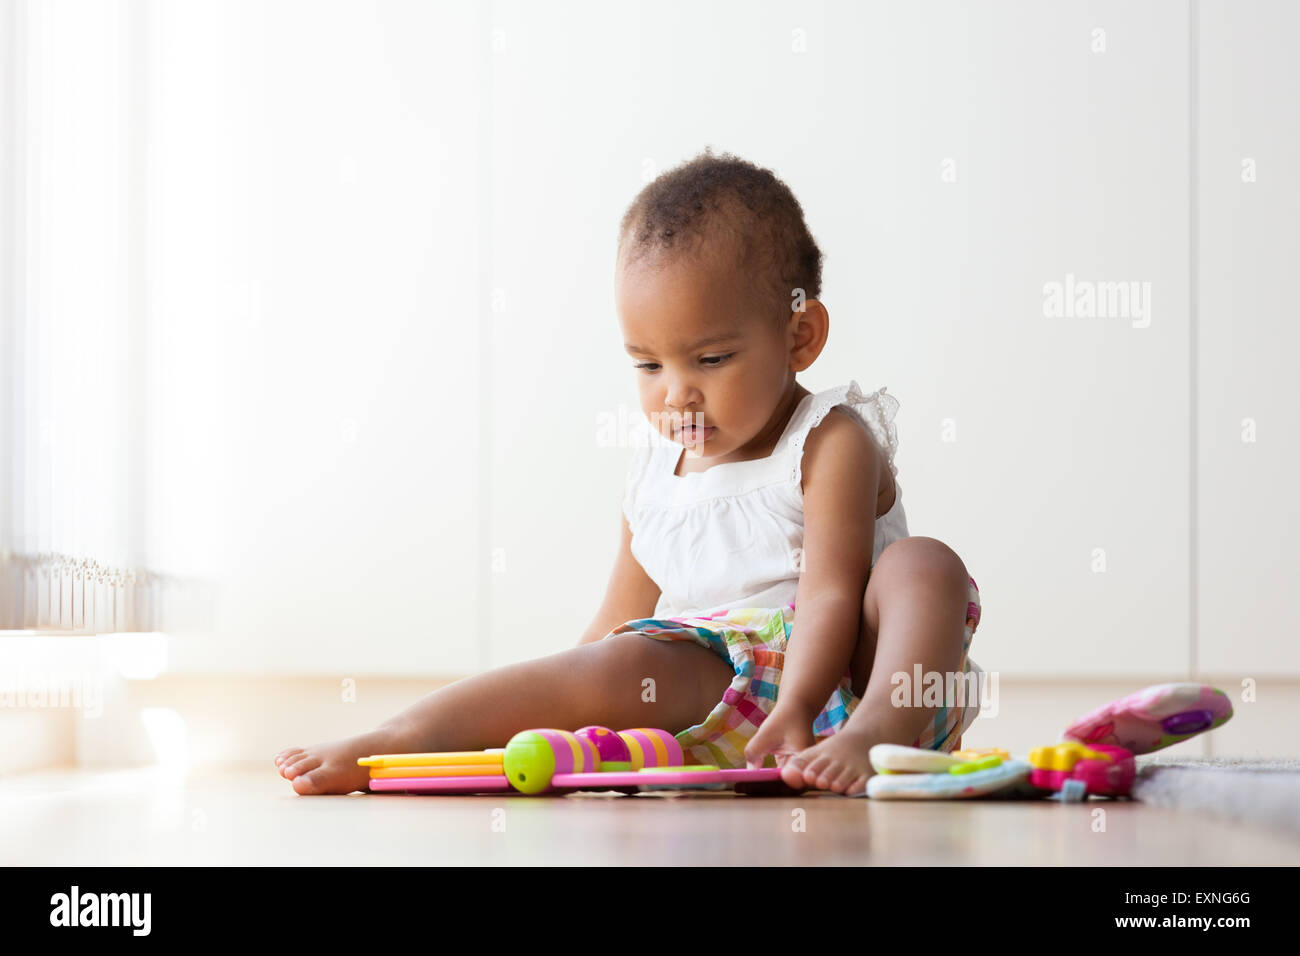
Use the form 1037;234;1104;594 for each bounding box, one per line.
276;148;983;796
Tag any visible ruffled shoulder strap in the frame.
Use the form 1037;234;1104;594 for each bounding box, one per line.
786;380;901;487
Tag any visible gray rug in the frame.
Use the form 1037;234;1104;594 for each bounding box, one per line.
1132;755;1300;835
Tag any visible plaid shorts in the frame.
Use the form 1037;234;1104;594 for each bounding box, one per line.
604;576;983;770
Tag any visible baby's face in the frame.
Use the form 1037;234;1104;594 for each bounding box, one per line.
616;248;797;461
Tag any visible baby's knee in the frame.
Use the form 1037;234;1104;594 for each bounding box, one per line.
876;536;969;592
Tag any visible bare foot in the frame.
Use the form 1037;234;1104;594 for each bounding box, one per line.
274;723;412;795
779;729;876;796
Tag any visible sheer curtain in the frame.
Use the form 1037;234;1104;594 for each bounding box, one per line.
1;0;189;633
2;0;477;669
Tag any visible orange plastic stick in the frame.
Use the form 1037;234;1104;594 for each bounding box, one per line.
369;765;508;779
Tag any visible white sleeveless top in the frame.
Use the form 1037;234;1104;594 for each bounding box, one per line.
622;380;910;620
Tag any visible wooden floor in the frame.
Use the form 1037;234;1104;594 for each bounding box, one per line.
3;764;1298;866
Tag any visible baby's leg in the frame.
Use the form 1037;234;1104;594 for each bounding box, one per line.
782;536;974;794
275;633;734;795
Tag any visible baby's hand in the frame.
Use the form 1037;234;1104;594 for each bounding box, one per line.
744;701;818;769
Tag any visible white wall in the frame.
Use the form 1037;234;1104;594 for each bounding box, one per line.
8;1;1295;686
144;0;488;675
813;0;1193;678
1196;0;1300;676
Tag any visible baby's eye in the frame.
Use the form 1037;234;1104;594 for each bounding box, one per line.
633;353;733;373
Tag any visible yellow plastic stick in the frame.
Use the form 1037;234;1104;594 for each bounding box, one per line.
358;752;505;769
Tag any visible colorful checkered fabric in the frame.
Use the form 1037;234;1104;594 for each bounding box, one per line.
605;577;983;770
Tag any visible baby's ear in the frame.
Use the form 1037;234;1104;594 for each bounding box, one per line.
788;302;829;371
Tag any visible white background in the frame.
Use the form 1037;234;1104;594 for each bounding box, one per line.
3;0;1296;682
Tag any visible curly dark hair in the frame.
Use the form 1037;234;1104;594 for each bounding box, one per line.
616;147;824;318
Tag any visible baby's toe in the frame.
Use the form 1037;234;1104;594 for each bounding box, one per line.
844;773;869;797
275;752;306;779
779;753;816;788
274;747;303;768
804;755;838;789
281;754;321;780
291;768;327;795
778;761;806;789
827;762;864;793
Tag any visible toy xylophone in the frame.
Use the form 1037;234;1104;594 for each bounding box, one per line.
359;725;797;796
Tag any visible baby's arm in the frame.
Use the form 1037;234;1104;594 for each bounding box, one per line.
775;410;881;718
577;512;662;645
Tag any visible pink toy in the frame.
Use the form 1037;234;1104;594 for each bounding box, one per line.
551;767;780;790
1028;743;1136;798
368;776;514;793
574;725;634;769
1063;682;1232;755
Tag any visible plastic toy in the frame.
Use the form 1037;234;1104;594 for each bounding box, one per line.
864;741;1135;802
360;726;794;796
368;775;516;794
356;683;1232;801
866;743;1036;799
952;747;1010;762
1062;682;1232;755
868;743;969;774
866;756;1035;800
1027;742;1135;798
501;727;688;793
362;750;505;780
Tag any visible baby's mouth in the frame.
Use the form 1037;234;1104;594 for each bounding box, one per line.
677;424;715;443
